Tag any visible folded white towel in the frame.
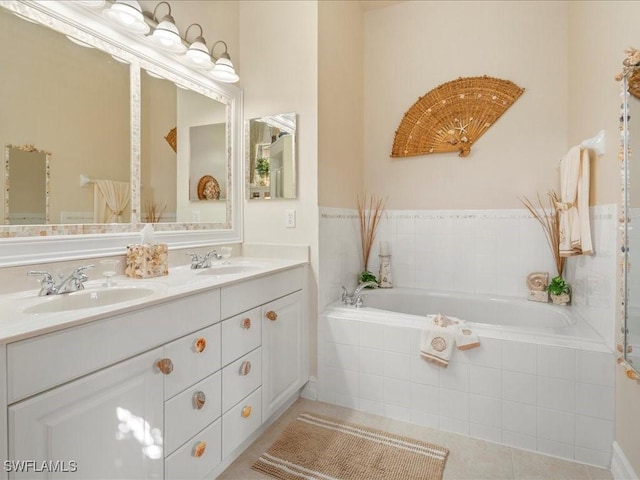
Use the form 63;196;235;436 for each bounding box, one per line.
420;325;455;368
455;327;480;350
420;314;481;367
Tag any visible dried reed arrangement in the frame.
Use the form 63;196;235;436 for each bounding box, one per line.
520;190;565;278
144;200;166;224
357;193;386;274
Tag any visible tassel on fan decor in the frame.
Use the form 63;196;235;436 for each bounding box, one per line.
357;193;386;285
391;76;524;158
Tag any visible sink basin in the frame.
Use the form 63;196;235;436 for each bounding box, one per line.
196;265;262;276
22;286;157;314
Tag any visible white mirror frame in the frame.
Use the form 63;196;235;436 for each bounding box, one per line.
0;1;243;267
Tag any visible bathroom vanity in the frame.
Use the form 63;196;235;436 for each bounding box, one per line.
0;259;307;479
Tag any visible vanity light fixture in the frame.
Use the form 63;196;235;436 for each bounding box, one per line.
103;0;149;34
210;40;239;84
146;1;186;54
183;23;213;69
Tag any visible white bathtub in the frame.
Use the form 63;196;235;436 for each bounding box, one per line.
334;287;604;343
318;288;615;467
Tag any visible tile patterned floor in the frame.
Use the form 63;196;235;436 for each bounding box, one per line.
217;398;614;480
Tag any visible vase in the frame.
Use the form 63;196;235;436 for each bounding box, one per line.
550;292;570;305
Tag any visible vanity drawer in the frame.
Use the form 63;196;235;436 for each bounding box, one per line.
221;266;303;318
221;307;261;366
164;371;222;456
164;418;221;480
222;387;262;458
7;290;220;404
222;348;262;412
162;323;221;400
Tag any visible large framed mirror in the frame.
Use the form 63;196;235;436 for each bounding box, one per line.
246;113;297;200
622;50;640;377
0;1;242;266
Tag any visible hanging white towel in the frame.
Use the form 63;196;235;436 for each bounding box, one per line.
420;327;455;367
558;146;593;256
94;180;130;223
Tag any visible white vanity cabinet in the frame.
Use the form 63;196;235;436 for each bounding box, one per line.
2;264;307;480
261;291;304;419
9;348;164;479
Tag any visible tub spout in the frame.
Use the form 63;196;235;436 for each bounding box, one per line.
341;281;377;306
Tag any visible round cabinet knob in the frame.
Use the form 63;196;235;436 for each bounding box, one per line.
240;361;251;376
242;317;251;329
266;310;278;321
194;337;207;353
156;358;173;375
192;441;207;458
241;405;252;418
193;391;206;410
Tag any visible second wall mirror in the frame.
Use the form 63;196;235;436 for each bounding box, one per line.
246;113;297;200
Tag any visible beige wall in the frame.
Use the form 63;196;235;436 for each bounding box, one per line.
239;0;319;374
0;8;130;224
318;1;364;209
568;1;640;473
364;1;569;210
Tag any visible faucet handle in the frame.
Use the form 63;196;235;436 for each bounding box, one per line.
27;271;54;282
354;294;368;308
340;285;350;304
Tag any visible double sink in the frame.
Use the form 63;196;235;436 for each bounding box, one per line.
14;260;267;316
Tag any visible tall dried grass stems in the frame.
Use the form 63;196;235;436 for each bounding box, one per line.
520;190;565;278
357;193;386;271
144;200;167;223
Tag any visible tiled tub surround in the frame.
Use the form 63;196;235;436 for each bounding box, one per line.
318;305;615;468
319;205;617;350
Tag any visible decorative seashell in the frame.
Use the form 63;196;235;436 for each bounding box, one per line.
526;271;549;291
431;336;447;352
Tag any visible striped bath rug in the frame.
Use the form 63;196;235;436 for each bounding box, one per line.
252;412;449;480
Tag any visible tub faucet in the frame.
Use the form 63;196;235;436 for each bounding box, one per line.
28;265;94;296
341;281;377;306
186;250;222;269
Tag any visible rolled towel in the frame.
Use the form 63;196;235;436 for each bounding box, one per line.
420;326;455;368
456;326;480;350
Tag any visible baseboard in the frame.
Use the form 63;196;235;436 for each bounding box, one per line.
300;376;317;400
612;441;639;480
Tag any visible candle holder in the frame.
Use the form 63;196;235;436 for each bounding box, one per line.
378;254;393;288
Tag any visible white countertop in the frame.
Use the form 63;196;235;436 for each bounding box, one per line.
0;257;306;344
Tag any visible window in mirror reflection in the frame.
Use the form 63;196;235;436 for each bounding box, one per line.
0;7;130;225
247;113;297;200
141;71;228;224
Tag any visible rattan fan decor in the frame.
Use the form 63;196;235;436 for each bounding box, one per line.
164;126;177;153
629;69;640;99
391;76;524;158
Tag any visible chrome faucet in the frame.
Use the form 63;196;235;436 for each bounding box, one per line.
340;281;377;307
186;250;222;269
28;265;94;296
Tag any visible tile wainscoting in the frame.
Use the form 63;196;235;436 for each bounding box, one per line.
319;205;617;350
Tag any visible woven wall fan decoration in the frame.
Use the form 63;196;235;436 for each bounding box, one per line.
629;69;640;99
164;126;177;153
391;76;524;158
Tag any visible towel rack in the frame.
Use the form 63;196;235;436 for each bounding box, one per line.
580;130;605;156
79;174;94;187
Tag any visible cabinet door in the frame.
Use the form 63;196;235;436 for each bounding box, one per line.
262;291;304;419
9;349;164;479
